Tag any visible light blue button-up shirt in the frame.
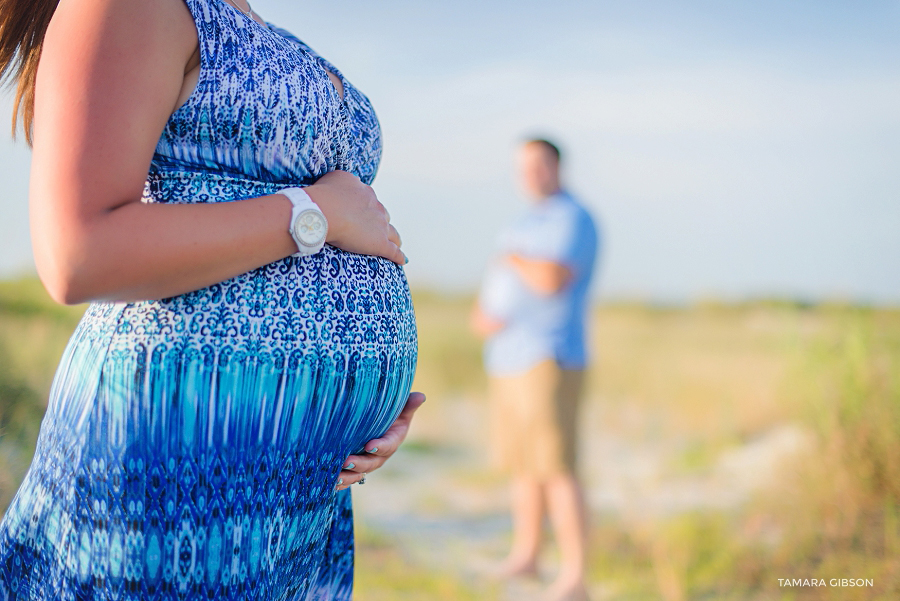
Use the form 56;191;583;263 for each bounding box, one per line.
478;190;599;376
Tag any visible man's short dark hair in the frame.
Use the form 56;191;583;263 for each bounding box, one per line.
524;138;562;162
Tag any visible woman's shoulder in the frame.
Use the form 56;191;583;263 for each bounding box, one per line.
46;0;198;50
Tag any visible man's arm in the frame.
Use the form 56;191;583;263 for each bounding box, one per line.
470;304;505;339
507;254;572;296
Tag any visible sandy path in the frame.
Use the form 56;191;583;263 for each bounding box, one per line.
352;396;809;599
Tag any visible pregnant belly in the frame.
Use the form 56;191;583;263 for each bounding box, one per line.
48;246;418;458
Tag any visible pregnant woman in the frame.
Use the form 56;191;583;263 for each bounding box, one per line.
0;0;421;598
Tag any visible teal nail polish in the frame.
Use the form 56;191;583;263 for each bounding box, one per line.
345;463;355;470
367;448;378;454
337;478;343;486
403;253;409;265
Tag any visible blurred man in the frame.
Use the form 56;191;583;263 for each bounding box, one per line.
472;139;599;601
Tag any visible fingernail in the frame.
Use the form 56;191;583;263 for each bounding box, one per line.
337;478;343;486
403;253;409;265
344;463;355;470
367;448;378;454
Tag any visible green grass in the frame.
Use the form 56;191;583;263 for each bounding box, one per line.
0;277;86;505
1;278;899;599
355;523;495;601
406;296;900;600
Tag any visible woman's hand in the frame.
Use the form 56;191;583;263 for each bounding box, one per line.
305;171;406;266
336;392;426;490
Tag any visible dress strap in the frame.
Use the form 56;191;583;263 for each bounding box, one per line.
180;0;255;67
179;0;218;65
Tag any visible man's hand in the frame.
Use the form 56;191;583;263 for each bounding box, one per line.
470;304;505;339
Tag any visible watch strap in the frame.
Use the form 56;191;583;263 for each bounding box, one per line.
279;187;328;257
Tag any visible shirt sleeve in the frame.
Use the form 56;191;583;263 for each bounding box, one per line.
518;204;590;270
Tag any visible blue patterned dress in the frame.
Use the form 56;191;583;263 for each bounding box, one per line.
0;1;417;599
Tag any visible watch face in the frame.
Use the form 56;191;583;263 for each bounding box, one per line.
294;210;327;246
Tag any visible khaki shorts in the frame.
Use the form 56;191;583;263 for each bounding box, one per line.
488;359;585;478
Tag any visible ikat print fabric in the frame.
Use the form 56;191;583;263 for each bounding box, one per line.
0;0;417;599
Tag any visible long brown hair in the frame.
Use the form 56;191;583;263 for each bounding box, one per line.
0;0;60;144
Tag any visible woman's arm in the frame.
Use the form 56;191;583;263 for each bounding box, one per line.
30;0;402;305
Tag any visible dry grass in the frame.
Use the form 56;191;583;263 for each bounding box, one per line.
1;280;899;599
395;297;900;600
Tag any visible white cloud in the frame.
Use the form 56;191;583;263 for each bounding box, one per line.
371;52;900;299
1;3;897;300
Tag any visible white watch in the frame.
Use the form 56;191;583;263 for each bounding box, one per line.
279;187;328;257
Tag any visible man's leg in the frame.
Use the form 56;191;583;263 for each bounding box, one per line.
490;363;552;578
544;471;589;600
498;475;545;577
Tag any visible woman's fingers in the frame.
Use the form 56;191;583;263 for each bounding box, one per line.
388;243;407;266
382;220;404;264
366;391;426;453
335;468;368;491
339;441;392;476
339;455;388;482
363;392;426;458
335;450;386;490
388;224;401;249
335;392;426;489
399;391;427;418
305;171;408;265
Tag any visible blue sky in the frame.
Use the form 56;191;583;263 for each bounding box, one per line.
1;0;898;302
